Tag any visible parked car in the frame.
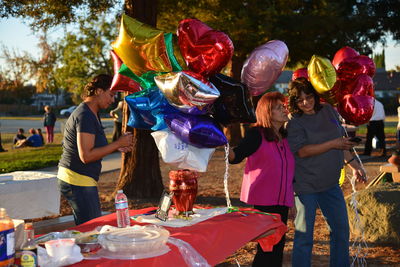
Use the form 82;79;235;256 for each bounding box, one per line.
60;106;77;117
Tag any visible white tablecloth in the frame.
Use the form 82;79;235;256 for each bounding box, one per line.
0;171;60;219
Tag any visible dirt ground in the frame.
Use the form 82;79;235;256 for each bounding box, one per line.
58;135;400;266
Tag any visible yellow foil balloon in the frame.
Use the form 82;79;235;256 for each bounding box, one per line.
308;55;337;95
112;14;172;76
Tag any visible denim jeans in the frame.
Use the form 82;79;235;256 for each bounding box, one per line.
58;180;102;225
292;185;350;267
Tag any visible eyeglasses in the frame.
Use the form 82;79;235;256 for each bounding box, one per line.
295;94;314;105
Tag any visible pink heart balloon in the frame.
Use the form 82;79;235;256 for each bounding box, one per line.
241;40;289;96
177;19;234;77
332;46;360;69
337;55;376;84
337;94;374;126
292;68;308;81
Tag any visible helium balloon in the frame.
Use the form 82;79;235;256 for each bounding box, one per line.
241;40;289;96
292;68;308;81
151;129;215;172
110;51;142;93
125;87;177;130
209;73;256;125
339;74;374;98
112;14;172;76
337;55;376;83
164;112;228;148
337;94;374;126
154;71;220;115
308;55;337;95
164;32;187;72
118;63;161;90
332;46;359;69
177;18;234;77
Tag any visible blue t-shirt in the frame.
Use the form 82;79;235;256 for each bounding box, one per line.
27;134;43;147
58;102;108;181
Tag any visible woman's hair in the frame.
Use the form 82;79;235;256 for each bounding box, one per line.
29;128;36;134
288;77;322;115
82;74;113;99
253;91;287;142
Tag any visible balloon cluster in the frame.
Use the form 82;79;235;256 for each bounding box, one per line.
293;46;375;125
110;14;276;172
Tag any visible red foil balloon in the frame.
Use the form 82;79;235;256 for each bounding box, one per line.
110;50;142;93
292;68;308;81
169;169;198;214
332;46;360;69
177;18;234;77
337;55;376;84
337;95;374;126
339;74;374;98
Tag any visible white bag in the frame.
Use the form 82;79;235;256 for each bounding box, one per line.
151;130;215;172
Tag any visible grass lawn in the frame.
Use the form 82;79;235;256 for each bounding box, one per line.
0;132;113;174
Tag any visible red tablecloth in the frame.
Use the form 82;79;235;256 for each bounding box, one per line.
70;207;287;266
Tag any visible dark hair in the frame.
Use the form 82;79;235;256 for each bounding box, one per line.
82;74;113;99
18;128;24;133
288;77;322;115
253;91;287;142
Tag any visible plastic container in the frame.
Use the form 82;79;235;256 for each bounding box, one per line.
44;238;75;260
97;225;170;259
115;190;130;228
0;208;15;267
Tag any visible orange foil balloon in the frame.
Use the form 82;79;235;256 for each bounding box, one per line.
332;46;359;69
308;55;337;95
112;14;172;76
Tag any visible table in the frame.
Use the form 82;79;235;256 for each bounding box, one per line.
69;207;287;266
380;163;400;183
0;171;60;219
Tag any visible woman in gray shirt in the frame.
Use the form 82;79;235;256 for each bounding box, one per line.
286;78;366;267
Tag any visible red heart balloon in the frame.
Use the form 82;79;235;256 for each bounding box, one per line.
338;74;374;99
177;19;234;77
337;94;374;126
292;68;308;81
110;50;142;93
332;46;359;69
337;55;376;84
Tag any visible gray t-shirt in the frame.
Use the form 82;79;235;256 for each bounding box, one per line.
287;104;344;194
59;102;108;181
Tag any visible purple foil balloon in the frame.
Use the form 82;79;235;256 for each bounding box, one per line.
241;40;289;96
164;113;227;148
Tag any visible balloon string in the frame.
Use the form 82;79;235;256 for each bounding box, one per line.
342;125;368;267
224;144;232;209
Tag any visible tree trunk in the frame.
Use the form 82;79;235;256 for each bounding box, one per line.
115;0;164;199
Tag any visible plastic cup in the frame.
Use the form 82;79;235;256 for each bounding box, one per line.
45;238;76;259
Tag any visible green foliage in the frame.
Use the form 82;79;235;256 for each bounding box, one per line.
55;17;116;102
157;0;400;69
373;49;386;69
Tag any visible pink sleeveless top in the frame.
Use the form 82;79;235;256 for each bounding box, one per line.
241;136;295;207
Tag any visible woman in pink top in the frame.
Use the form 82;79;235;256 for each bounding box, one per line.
229;92;295;267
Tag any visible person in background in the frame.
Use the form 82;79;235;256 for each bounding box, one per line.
286;78;366;267
363;99;386;157
110;100;123;142
57;74;133;225
0;122;6;152
229;92;294;267
43;105;57;143
13;128;26;145
37;128;45;145
16;128;43;148
397;95;400;150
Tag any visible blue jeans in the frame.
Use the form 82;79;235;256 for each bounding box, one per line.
292;185;350;267
58;180;102;225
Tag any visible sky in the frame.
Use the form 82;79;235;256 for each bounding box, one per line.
0;17;400;71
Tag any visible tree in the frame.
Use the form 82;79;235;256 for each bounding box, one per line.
373;49;386;69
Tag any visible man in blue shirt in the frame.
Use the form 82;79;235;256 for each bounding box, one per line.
16;128;43;148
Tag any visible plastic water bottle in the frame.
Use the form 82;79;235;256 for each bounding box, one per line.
115;190;130;228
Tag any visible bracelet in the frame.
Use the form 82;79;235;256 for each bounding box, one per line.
345;157;356;165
